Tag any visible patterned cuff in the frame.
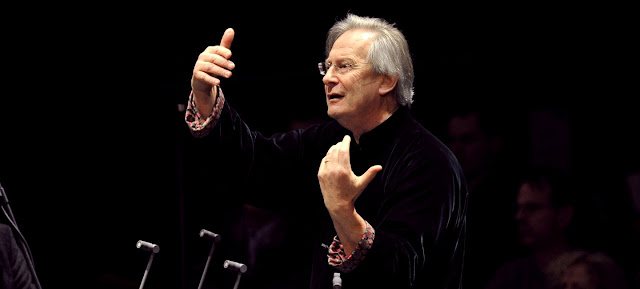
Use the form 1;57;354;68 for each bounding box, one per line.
327;221;375;273
184;87;226;138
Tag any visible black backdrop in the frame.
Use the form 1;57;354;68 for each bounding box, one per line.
1;2;637;289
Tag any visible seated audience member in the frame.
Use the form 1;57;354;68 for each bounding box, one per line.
547;249;629;289
445;106;526;289
485;165;578;289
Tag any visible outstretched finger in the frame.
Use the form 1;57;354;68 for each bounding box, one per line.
337;135;351;165
326;144;338;161
220;28;235;49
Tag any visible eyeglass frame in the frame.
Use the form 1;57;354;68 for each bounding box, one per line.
318;61;369;76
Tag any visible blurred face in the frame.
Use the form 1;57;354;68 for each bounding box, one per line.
560;263;597;289
322;29;386;129
447;113;496;180
514;182;564;248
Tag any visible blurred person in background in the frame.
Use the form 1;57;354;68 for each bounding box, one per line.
445;106;526;289
485;165;578;289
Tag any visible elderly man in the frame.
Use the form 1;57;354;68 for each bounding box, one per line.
185;14;467;289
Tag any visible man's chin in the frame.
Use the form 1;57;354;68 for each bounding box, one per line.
326;107;339;119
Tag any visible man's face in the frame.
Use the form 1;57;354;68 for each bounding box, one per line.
514;182;564;247
322;29;384;126
447;113;494;179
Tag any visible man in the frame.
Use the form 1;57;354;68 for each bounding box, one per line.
485;165;577;289
185;14;467;289
445;107;525;289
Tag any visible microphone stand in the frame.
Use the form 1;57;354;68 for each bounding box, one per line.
136;240;160;289
223;260;247;289
197;229;221;289
0;182;43;289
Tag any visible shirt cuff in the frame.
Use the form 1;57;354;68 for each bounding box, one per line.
184;87;226;138
327;221;375;273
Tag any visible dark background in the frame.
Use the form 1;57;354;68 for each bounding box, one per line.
1;2;637;289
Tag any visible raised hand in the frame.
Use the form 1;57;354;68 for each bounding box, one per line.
318;135;382;212
191;28;236;113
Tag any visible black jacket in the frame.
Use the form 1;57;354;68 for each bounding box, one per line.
0;223;36;289
197;103;468;289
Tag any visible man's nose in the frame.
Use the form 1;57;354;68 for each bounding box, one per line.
322;67;338;85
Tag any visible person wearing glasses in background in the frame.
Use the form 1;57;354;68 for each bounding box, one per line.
185;13;468;289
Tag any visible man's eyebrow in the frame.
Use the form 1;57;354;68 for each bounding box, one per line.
325;57;357;63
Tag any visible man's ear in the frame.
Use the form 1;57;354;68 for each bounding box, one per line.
378;75;399;95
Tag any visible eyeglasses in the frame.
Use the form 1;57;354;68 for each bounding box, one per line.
318;61;368;76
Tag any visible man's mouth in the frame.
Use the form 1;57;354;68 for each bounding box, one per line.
329;94;344;100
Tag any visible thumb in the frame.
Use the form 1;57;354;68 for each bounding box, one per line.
220;28;235;49
357;165;383;189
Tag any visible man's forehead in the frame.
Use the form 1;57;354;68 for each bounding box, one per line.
518;183;553;203
328;29;376;58
336;29;376;46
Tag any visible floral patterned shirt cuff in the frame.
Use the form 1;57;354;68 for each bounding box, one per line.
327;221;375;273
184;87;226;138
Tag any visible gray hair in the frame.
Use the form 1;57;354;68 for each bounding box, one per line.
325;14;415;107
